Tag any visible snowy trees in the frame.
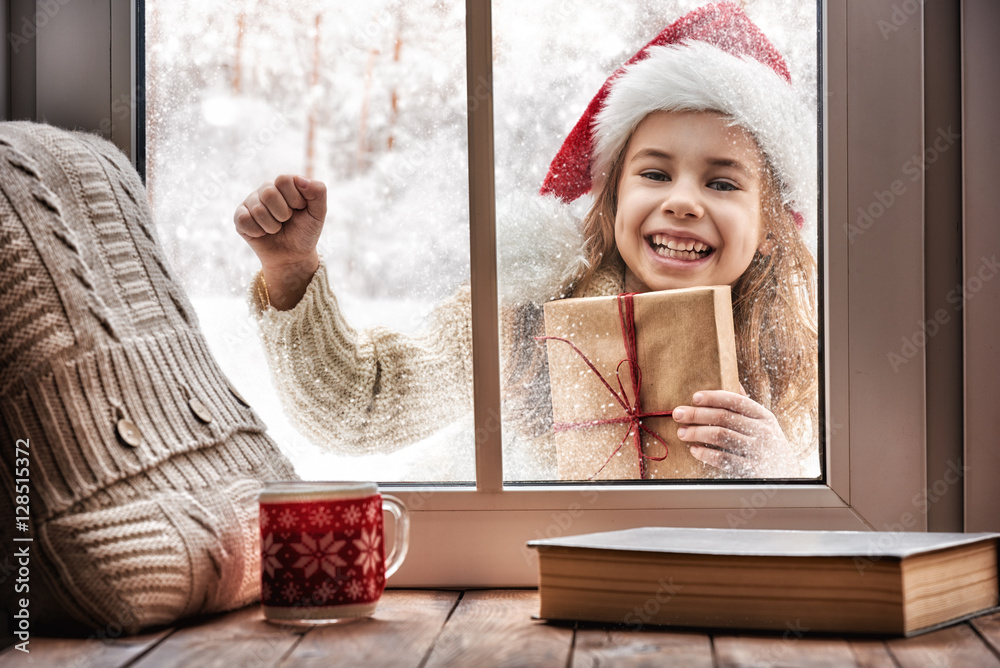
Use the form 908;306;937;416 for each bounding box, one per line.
146;0;817;481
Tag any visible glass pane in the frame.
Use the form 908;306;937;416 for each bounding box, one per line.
493;0;822;482
146;0;473;482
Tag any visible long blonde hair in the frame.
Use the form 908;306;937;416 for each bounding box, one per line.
573;131;819;456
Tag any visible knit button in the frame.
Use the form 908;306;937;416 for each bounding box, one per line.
188;397;214;423
226;379;251;407
116;419;143;447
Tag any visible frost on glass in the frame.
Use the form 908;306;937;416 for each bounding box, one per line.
493;0;821;481
147;0;473;482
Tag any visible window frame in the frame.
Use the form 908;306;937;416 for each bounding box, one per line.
10;0;979;587
370;0;932;587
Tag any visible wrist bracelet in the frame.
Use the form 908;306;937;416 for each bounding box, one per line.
257;272;271;309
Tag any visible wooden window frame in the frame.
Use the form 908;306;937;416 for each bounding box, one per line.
7;0;992;587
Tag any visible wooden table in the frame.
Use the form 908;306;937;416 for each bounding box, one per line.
4;590;1000;667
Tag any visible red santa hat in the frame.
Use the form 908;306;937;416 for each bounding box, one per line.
539;1;815;232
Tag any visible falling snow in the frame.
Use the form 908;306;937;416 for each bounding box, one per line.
147;0;819;482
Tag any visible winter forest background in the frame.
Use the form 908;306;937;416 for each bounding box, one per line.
147;0;819;481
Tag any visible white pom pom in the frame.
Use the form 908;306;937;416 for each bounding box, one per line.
496;191;589;305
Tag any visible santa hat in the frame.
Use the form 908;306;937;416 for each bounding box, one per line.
539;1;816;232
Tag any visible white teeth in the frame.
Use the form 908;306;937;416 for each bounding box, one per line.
653;246;706;260
663;239;691;251
649;234;711;256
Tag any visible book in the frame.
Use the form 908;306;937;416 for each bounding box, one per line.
526;527;1000;636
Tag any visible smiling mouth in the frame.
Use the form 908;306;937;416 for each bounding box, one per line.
647;234;714;260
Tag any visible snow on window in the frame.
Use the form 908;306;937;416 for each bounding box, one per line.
146;0;473;482
147;0;820;484
493;0;821;481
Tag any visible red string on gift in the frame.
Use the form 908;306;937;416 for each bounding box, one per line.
537;293;671;479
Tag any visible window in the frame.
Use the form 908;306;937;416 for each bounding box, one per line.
146;0;475;483
148;0;824;487
11;0;970;586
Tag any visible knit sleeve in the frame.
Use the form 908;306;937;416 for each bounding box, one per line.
250;261;474;456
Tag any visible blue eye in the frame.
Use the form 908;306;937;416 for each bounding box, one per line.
709;181;738;192
641;170;670;182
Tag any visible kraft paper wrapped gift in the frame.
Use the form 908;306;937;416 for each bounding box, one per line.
542;286;741;480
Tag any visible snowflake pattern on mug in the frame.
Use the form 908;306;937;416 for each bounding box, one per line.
283;582;302;603
314;580;339;604
345;579;364;600
354;527;382;577
365;499;381;524
309;505;335;529
278;508;298;529
343;504;362;526
260;494;386;609
290;532;347;579
261;532;283;578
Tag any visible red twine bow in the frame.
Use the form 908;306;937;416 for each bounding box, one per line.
537;293;671;479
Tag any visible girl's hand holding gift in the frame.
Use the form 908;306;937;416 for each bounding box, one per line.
234;174;328;310
672;390;801;478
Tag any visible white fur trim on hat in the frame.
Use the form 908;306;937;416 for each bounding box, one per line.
592;41;817;234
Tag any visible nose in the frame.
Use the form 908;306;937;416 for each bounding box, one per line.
661;179;704;219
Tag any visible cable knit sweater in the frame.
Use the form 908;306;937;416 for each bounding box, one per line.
0;122;297;634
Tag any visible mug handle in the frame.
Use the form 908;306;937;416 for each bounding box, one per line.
381;494;410;579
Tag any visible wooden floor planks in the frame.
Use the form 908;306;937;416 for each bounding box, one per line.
973;611;1000;657
0;627;171;668
280;590;460;668
571;628;714;668
3;592;999;668
423;590;572;668
126;604;302;668
714;634;861;668
887;622;1000;668
846;639;901;668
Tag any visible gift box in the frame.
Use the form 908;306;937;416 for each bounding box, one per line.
541;287;741;480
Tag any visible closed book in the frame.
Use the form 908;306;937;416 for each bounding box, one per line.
527;527;1000;636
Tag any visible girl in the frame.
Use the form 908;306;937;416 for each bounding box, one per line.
234;2;818;479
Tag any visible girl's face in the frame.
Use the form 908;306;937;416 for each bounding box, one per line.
614;111;766;293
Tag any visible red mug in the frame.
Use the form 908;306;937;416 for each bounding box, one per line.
259;481;409;624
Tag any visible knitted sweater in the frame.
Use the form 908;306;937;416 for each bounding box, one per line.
252;250;820;480
0;122;297;633
251;252;625;481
